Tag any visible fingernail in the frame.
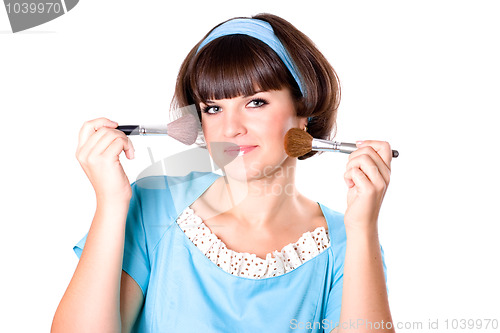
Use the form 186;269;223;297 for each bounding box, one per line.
356;141;364;146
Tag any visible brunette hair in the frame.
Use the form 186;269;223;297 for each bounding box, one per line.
171;13;341;160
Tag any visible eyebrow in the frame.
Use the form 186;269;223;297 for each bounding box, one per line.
204;90;265;104
245;90;264;97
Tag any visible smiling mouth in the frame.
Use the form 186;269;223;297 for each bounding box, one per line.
224;145;258;156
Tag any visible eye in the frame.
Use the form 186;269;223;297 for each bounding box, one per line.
247;98;268;108
202;104;221;115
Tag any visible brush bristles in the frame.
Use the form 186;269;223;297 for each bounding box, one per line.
284;128;313;157
167;113;199;145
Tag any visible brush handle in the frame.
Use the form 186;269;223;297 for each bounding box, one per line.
339;143;399;158
312;139;399;158
117;125;168;136
117;125;140;135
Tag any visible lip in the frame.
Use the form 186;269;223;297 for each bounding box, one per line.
224;145;258;156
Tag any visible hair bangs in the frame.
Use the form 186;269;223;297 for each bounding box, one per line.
190;35;296;103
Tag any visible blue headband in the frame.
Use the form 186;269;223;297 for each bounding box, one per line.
196;18;313;123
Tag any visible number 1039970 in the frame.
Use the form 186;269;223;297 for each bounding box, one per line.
6;2;62;14
443;318;498;330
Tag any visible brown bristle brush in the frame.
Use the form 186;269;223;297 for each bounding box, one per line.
116;113;199;145
284;128;399;158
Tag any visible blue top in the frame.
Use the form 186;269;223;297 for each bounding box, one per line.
74;171;387;332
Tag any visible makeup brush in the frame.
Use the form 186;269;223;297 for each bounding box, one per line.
284;128;399;158
116;113;199;145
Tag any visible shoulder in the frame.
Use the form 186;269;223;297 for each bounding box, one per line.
124;171;222;257
318;203;345;234
133;171;218;192
131;171;220;200
317;202;347;262
130;171;221;219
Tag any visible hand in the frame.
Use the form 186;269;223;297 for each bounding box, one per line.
75;117;135;203
343;140;392;233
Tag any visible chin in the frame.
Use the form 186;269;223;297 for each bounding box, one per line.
221;159;262;183
223;155;290;183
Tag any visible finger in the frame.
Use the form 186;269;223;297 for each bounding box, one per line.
103;135;135;160
126;137;135;159
345;154;388;190
347;147;391;185
78;127;118;161
356;140;392;170
345;166;373;192
344;165;355;188
95;130;135;159
81;128;134;161
77;117;118;151
92;129;135;159
344;172;355;188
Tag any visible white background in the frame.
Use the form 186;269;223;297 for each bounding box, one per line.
1;0;499;332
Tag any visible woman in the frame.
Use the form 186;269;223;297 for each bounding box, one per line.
52;13;394;332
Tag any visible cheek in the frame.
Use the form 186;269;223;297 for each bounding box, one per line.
201;117;213;138
258;114;294;148
201;119;216;155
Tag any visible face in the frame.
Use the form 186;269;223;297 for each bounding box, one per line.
199;88;307;182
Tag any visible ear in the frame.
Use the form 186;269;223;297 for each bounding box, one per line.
298;117;308;130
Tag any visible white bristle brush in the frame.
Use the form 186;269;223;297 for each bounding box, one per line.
116;113;199;145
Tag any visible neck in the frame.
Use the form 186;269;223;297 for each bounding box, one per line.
215;157;304;230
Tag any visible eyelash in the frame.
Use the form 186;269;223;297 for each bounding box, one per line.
201;98;269;115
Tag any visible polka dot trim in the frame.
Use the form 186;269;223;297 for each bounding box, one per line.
176;207;331;279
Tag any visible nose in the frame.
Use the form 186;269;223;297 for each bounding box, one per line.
222;107;246;138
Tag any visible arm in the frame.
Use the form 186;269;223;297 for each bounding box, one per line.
337;228;391;332
335;140;394;333
120;271;145;332
51;202;145;332
52;118;143;332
